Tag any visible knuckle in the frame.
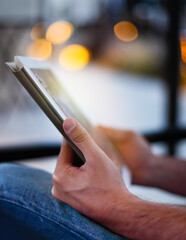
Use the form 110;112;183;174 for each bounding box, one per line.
51;187;61;201
52;172;70;192
73;132;88;144
51;186;57;198
52;172;64;186
52;173;59;185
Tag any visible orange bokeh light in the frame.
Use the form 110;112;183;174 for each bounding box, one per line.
114;21;138;42
27;39;52;59
46;21;73;45
181;37;186;63
59;44;90;70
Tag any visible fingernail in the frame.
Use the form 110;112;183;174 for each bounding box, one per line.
63;118;76;133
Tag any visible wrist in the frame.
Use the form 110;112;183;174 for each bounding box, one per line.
132;154;159;187
98;190;142;237
96;189;137;225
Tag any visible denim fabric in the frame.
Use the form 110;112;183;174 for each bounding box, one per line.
0;163;129;240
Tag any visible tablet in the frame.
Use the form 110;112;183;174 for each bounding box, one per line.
6;56;121;167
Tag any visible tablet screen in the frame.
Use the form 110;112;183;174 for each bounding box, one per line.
30;68;122;164
31;68;91;131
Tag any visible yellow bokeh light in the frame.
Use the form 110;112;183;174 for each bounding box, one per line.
59;44;90;70
27;39;52;59
114;21;138;42
181;37;186;63
46;21;73;45
31;22;45;40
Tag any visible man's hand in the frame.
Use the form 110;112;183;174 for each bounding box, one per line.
99;126;186;196
52;118;131;223
52;118;186;240
99;126;154;185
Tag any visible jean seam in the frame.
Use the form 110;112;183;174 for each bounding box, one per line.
0;196;103;240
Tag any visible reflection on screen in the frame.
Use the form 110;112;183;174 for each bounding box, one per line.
31;69;91;131
30;68;123;166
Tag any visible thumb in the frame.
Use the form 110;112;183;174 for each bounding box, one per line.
63;118;99;160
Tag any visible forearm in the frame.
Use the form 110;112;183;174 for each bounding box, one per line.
99;193;186;240
135;155;186;196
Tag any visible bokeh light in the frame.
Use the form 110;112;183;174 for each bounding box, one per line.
31;22;45;40
59;44;90;70
180;37;186;63
114;21;138;42
46;21;73;45
27;39;52;59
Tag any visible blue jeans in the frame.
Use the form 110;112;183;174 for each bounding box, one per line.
0;163;128;240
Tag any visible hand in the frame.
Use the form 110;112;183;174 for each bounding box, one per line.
52;118;131;224
90;127;124;168
98;126;155;185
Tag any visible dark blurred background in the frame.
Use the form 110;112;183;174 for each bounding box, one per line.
1;0;186;158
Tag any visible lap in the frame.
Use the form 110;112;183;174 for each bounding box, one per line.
0;163;128;240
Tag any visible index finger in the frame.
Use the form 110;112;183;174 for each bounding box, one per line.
57;139;74;169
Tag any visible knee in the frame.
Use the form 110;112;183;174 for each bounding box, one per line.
0;163;18;181
0;163;53;200
0;163;42;196
0;163;18;173
0;163;21;194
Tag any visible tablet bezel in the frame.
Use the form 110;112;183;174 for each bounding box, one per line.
14;56;68;123
10;56;86;165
